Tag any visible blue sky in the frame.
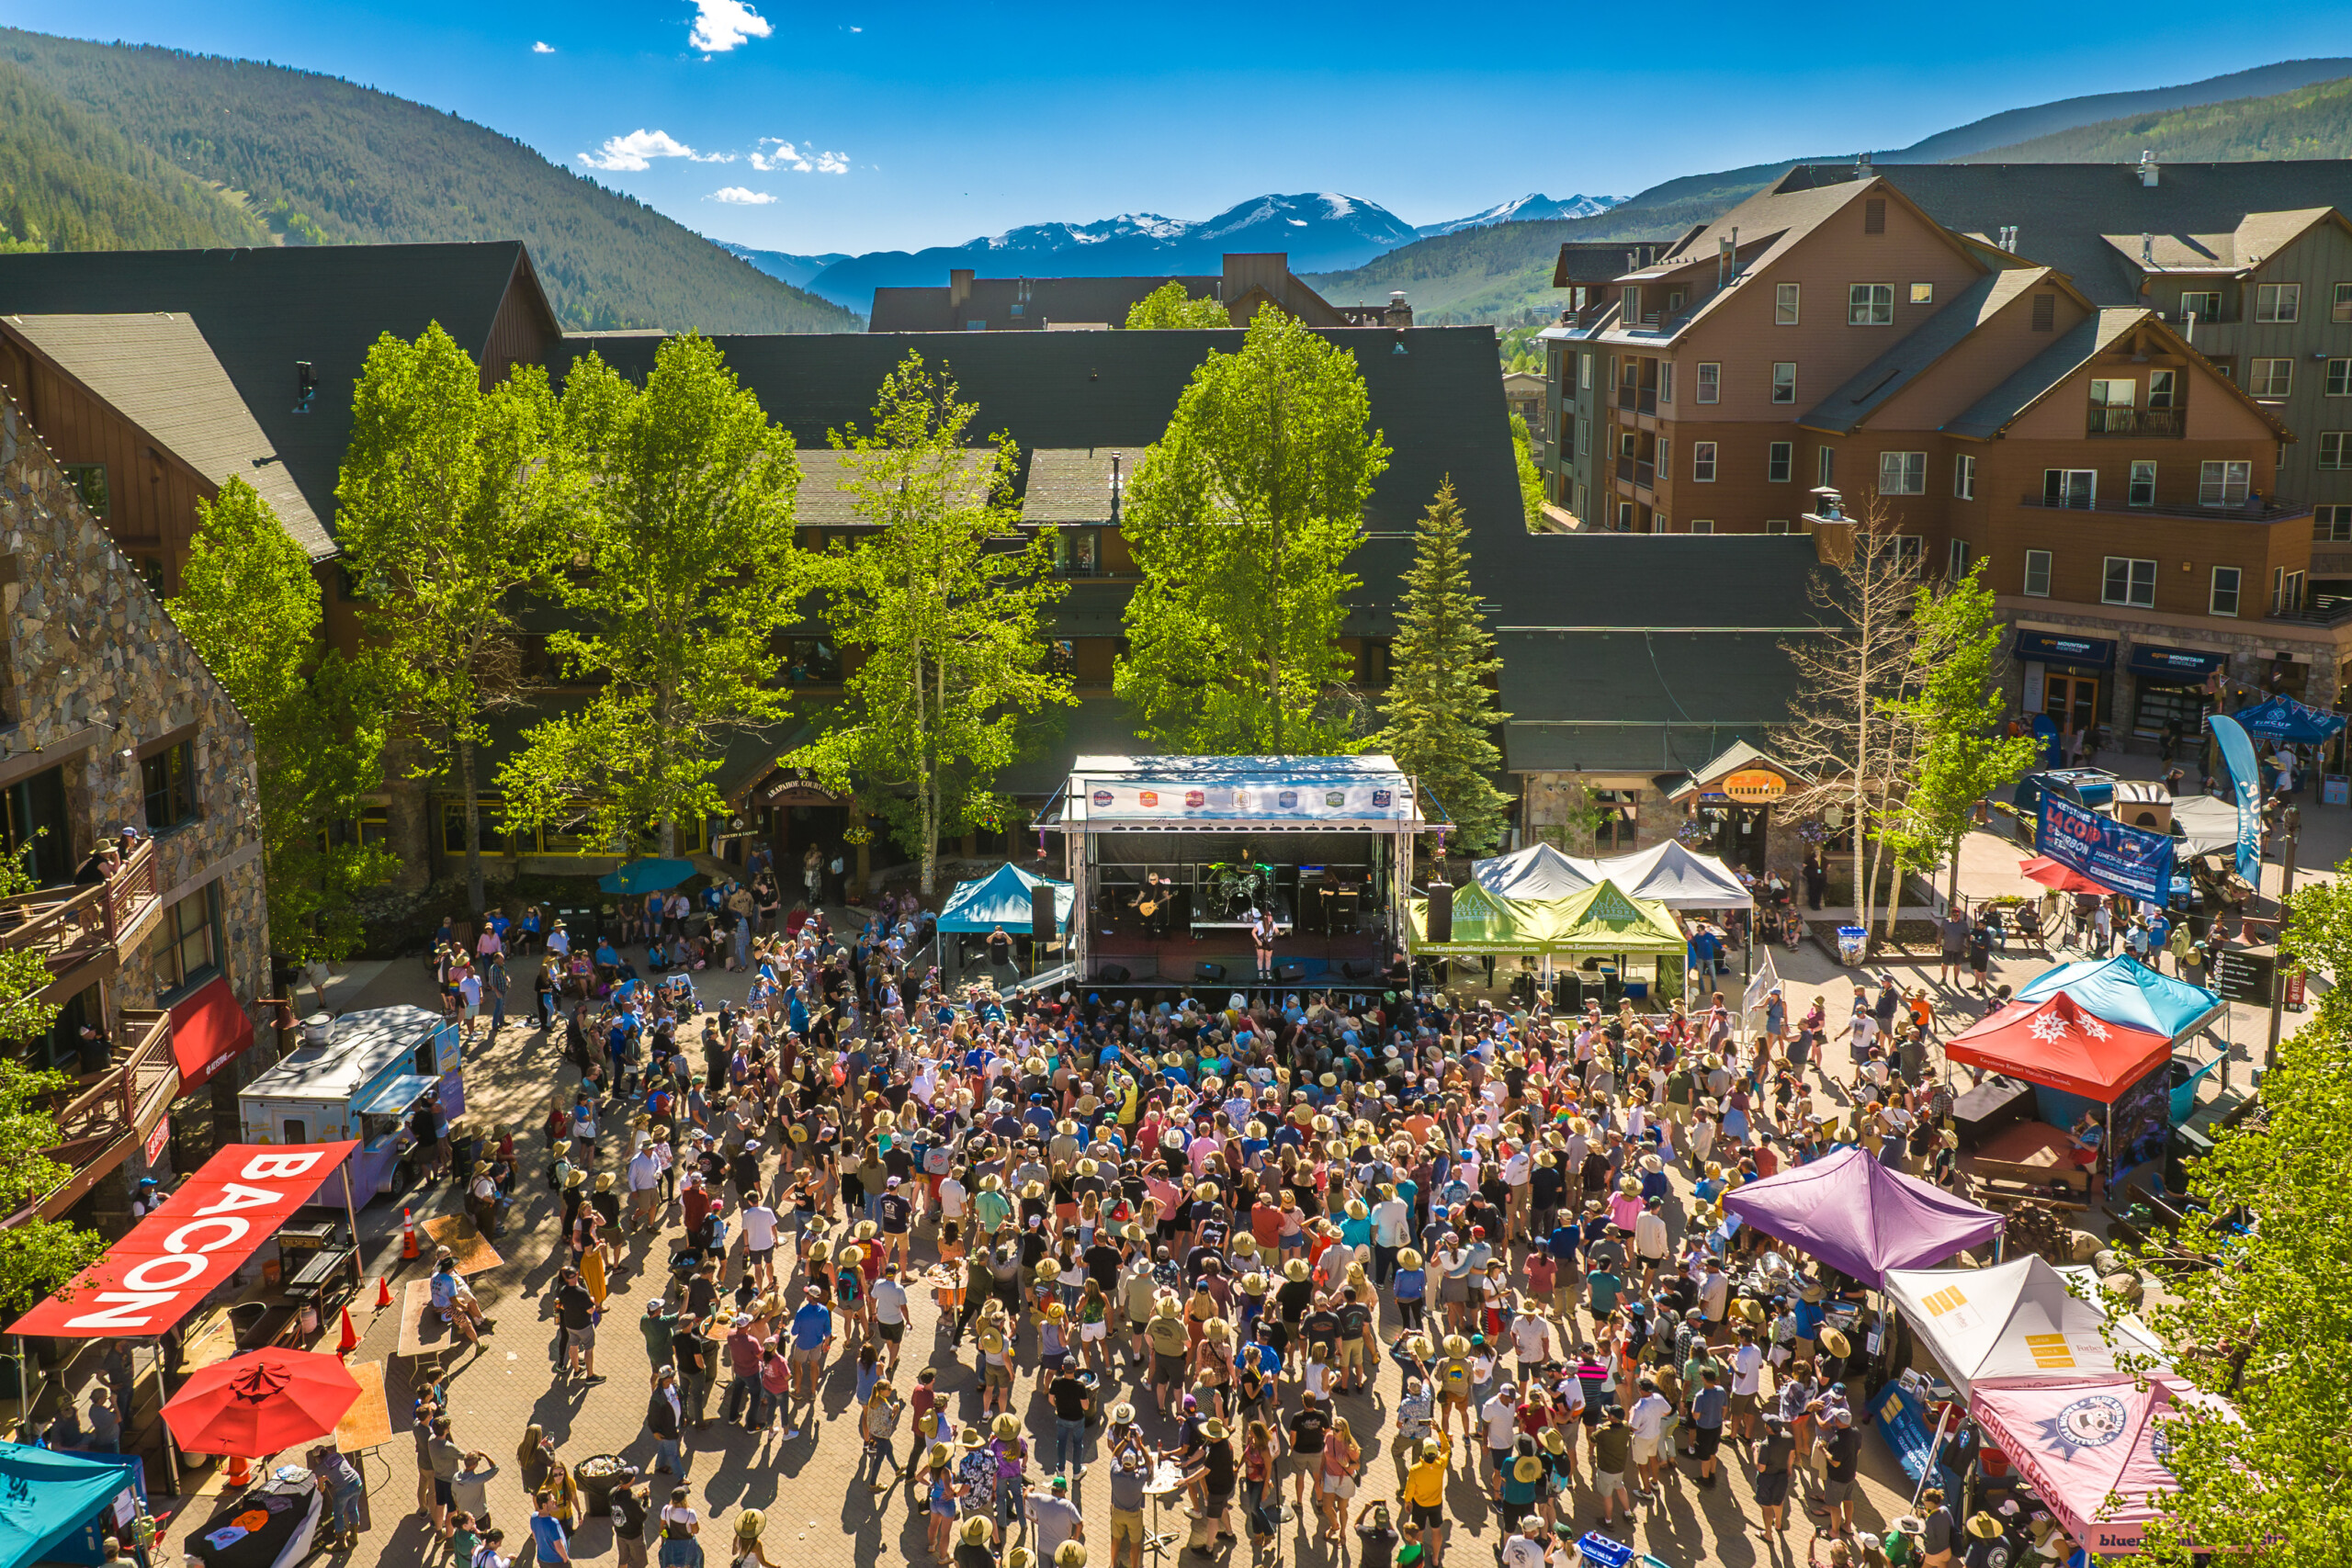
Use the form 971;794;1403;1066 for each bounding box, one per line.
12;2;2351;254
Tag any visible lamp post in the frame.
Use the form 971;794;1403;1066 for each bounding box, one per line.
2264;804;2301;1077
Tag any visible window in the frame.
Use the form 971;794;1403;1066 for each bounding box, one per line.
2043;468;2097;508
1623;285;1643;325
963;321;987;331
1864;197;1887;234
2030;293;2055;332
138;558;166;598
1848;284;1894;325
1910;283;1934;305
1771;362;1796;403
141;740;195;831
1817;446;1836;487
2273;567;2305;615
61;464;110;519
1690;519;1714;534
2128;461;2157;507
2329;360;2352;398
1892;536;1925;571
2023;549;2052;597
145;886;220;1000
1768;442;1792;483
1948;538;1970;580
2148;369;2177;410
2335;283;2352;323
1666;289;1687;314
1657;435;1669;474
2200;460;2251;505
1765;519;1792;534
2256;282;2301;322
2211;566;2242;616
1692;442;1718;482
2089;378;2136;410
1775;283;1800;325
1042;638;1077;677
1657;362;1674;403
2103;557;2157;607
2322;433;2352;470
2317;505;2352;542
2249;358;2294;398
1616;502;1634;531
1592;790;1640;851
1877;451;1926;494
1695;363;1720;403
1579;352;1593;389
2179;290;2222;323
1576;416;1589;457
1953;454;1975;500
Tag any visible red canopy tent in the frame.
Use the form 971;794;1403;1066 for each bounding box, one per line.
2018;856;2116;896
1943;992;2171;1103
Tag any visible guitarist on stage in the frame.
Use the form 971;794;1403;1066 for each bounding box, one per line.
1251;906;1279;985
1130;872;1173;938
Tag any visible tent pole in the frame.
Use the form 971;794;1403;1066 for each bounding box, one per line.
1912;1404;1955;1508
343;1164;363;1289
153;1339;179;1495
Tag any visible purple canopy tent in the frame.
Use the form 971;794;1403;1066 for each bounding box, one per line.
1722;1145;2005;1286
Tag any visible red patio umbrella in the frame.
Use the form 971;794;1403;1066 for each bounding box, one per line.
162;1348;360;1457
2017;855;2115;896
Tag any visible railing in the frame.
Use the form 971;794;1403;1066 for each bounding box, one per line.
1616;456;1634;483
2086;406;2186;436
0;839;160;976
2014;493;2313;525
43;1010;176;1159
1615;386;1657;414
1634;461;1656;491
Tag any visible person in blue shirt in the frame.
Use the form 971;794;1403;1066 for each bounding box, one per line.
788;1285;834;1404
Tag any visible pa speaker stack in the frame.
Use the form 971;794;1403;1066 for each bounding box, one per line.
1424;882;1454;944
1341;959;1376;980
1274;959;1308;982
1194;961;1227;983
1031;886;1058;941
1095;963;1131;984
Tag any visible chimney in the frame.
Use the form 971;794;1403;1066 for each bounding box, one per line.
1717;234;1733;290
1384;290;1413;329
1856;150;1873;173
2138;150;2159;188
1802;490;1854;563
1996;225;2019;254
949;268;975;309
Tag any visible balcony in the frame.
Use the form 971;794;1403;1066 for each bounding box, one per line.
7;1010;180;1225
2086;406;2186;437
0;839;162;1001
1615;386;1657;415
2015;494;2313;525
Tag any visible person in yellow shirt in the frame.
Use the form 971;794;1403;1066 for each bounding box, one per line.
1402;1434;1452;1567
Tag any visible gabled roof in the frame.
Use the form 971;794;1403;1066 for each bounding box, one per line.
1945;307;2290;440
791;448;1002;526
1665;739;1804;799
0;242;549;543
1798;267;2058;434
1778;162;2352;306
1021;447;1148;525
2098;208;2343;274
3;311;332;559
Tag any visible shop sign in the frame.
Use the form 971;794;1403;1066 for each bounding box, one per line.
1721;769;1788;804
142;1116;171;1168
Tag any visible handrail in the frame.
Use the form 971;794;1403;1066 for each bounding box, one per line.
45;1010;175;1150
0;840;158;969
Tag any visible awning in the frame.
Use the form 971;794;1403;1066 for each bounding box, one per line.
0;1444;145;1567
2014;630;2115;670
2126;643;2227;681
167;976;255;1093
9;1142;357;1338
357;1074;440;1116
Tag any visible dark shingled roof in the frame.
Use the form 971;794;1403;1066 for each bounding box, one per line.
1499;627;1810;774
1798;267;2056;435
872;275;1221;333
1484;536;1830;629
1776;162;2352;306
0;242;550;546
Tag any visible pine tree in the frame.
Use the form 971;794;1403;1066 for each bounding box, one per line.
1378;479;1510;852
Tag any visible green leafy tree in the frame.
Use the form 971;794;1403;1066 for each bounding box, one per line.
1885;558;2041;905
1115;309;1390;753
2099;869;2352;1564
1510;412;1545;529
785;353;1072;896
0;852;109;1314
168;478;399;962
1378;479;1510;852
1124;281;1232;329
337;323;569;913
500;334;802;857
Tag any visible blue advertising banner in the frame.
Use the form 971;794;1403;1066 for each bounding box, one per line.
2037;795;2177;904
2231;694;2348;746
2206;714;2264;882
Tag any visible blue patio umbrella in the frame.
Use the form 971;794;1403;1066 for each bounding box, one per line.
598;858;697;895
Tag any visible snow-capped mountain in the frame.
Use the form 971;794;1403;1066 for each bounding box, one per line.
800;193;1422;312
1416;193;1627;237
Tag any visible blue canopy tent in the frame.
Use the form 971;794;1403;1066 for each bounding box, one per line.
0;1444;141;1568
598;859;697;895
2013;955;2223;1040
936;863;1073;934
2229;694;2348;746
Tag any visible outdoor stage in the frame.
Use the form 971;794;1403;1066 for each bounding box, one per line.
1037;754;1430;995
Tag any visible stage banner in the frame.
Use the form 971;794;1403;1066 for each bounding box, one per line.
2036;795;2175;905
1080;778;1410;822
2205;713;2263;883
10;1143;357;1338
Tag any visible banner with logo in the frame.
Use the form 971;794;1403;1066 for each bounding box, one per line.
1078;775;1412;822
2036;795;2175;904
10;1143;356;1337
2205;714;2263;882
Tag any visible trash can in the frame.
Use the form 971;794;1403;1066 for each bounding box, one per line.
1836;926;1868;966
574;1454;636;1517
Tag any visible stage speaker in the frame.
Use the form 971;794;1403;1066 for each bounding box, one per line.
1031;886;1058;942
1341;959;1377;980
1425;883;1454;945
1194;961;1227;983
1274;959;1308;983
1095;963;1131;985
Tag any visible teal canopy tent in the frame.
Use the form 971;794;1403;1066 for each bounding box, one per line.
0;1443;140;1568
937;863;1073;934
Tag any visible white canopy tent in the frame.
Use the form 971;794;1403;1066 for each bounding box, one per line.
1474;840;1750;912
1471;843;1596;900
1883;1255;2171;1396
2168;794;2238;859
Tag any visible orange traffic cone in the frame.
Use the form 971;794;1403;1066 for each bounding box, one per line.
224;1454;253;1488
376;1275;393;1310
337;1304;360;1356
401;1207;419;1261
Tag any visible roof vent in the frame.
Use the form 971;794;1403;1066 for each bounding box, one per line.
2138;150;2159;188
1997;225;2019;254
2142;232;2154;266
1856;150;1872;173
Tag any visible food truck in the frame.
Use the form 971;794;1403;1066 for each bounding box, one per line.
237;1005;463;1203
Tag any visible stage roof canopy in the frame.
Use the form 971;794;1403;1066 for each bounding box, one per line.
1057;754;1423;829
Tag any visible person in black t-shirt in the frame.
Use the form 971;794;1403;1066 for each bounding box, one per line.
1332;1290;1374;1393
554;1267;597;1380
1283;1393;1331;1517
610;1476;649;1568
1353;1500;1399;1568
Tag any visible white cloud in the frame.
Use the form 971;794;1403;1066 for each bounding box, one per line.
709;187;776;205
689;0;773;53
532;39;555;52
747;138;848;175
577;129;734;171
814;150;848;175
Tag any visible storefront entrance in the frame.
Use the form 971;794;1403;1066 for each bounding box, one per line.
1699;804;1770;874
2041;672;2099;733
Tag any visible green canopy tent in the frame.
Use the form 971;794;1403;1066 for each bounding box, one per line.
1405;877;1687;1004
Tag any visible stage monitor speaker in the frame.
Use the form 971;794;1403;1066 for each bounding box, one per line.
1341;959;1377;980
1030;886;1058;942
1194;962;1227;983
1095;963;1131;985
1425;882;1454;945
1274;959;1308;983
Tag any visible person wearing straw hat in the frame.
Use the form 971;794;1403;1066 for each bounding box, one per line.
955;1513;999;1568
729;1508;781;1568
